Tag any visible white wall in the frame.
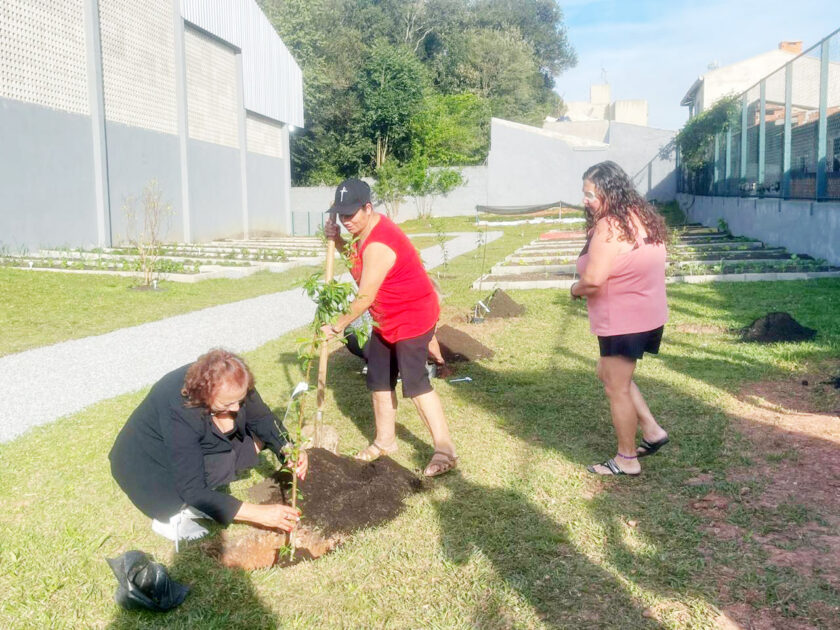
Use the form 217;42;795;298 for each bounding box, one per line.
486;118;676;207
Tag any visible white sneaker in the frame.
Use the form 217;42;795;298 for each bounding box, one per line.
182;505;211;520
151;513;208;542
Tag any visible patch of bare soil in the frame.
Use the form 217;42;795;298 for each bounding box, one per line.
538;230;587;241
484;288;526;318
435;324;495;363
696;366;840;627
673;323;728;335
203;448;423;570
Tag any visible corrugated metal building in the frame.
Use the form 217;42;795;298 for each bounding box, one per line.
0;0;304;249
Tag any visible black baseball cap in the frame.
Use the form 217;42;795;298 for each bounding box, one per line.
327;178;371;215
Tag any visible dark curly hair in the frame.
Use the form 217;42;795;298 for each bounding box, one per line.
582;161;667;245
181;348;254;408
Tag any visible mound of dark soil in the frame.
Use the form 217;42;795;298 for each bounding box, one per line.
485;289;525;318
435;324;494;363
203;448;422;569
741;312;817;343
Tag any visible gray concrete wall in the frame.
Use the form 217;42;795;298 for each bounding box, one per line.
104;121;183;244
487;118;676;207
288;165;489;234
488;120;600;206
187;139;243;241
678;193;840;265
0;97;99;250
607;123;677;202
245;152;287;234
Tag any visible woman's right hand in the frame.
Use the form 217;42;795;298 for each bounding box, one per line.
237;502;300;532
324;219;340;241
258;504;300;531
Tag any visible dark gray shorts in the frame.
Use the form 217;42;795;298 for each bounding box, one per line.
366;327;435;398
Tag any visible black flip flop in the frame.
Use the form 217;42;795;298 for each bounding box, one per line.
637;436;669;458
586;458;640;477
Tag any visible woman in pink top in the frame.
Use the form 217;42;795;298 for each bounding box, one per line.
570;161;670;476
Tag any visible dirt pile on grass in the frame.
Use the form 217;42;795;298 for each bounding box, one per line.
435;324;494;363
485;289;525;318
741;311;817;343
203;448;422;569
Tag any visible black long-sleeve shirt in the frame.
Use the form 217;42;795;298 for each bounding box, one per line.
109;364;288;524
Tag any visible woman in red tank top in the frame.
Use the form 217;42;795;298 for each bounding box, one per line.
321;179;457;477
570;162;670;476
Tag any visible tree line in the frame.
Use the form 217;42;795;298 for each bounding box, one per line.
259;0;576;186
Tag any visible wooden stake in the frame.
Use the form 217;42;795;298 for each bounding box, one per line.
314;212;337;443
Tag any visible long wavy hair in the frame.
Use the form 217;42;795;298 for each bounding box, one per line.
181;348;254;408
582;161;666;245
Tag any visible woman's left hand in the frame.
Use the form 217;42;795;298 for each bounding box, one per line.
320;323;343;340
295;449;309;480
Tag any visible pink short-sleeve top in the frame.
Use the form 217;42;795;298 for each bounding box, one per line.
575;225;668;337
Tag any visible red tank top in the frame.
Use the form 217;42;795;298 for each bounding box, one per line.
351;215;439;342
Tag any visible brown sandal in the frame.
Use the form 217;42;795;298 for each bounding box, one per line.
423;451;458;477
354;441;398;462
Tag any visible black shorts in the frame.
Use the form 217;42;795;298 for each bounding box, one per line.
598;326;664;360
366;327;435;398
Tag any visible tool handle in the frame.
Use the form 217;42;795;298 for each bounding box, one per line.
316;212;337;413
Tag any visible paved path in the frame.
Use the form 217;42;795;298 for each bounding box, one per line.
1;232;501;442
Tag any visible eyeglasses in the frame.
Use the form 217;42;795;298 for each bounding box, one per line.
211;396;246;414
583;191;598;201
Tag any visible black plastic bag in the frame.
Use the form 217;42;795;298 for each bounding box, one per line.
106;550;189;612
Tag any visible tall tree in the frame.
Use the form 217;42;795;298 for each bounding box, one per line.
259;0;576;183
356;42;427;168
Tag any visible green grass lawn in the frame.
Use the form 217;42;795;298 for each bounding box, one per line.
1;219;839;628
0;265;322;357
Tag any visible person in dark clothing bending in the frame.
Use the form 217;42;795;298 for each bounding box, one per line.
109;349;307;542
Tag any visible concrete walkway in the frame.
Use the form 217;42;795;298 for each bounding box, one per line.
1;232;501;442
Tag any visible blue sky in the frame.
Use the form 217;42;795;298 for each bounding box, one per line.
556;1;840;130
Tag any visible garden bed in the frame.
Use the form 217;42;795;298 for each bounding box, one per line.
203;448;424;569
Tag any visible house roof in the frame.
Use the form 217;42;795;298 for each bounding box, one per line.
680;49;798;108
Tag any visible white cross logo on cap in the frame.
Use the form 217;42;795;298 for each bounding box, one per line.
339;186;348;202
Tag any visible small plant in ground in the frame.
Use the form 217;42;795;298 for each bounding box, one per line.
373;160;411;220
276;238;370;559
430;218;449;270
717;218;730;235
123;180;173;287
406;157;463;220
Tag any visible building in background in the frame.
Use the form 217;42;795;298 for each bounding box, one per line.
557;83;649;127
681;41;803;117
0;0;303;250
677;29;840;266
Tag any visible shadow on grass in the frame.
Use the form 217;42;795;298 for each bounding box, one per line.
430;470;668;628
106;544;278;630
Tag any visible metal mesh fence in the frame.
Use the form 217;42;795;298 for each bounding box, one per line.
743;85;761;194
290;211;325;236
728;114;742;194
681;28;840;200
826;33;840;199
763;66;786;196
789;45;821;198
